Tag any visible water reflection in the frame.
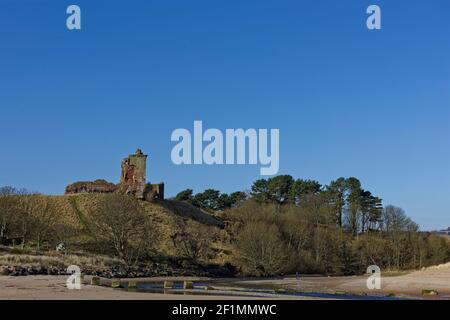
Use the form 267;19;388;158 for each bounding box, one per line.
121;281;405;300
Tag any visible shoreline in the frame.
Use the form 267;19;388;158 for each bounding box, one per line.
0;275;313;300
1;263;449;300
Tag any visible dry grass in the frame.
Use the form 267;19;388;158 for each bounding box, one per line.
440;234;450;243
0;251;123;269
160;200;224;227
0;193;232;266
421;262;450;271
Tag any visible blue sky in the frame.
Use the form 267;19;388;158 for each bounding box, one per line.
0;0;449;230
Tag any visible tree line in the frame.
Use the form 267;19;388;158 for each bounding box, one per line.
176;175;385;235
176;175;450;276
173;188;247;211
1;176;449;276
0;187;59;251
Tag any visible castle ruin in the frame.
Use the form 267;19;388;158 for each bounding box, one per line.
65;149;164;200
120;149;148;199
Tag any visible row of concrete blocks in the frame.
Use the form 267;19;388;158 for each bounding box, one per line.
88;276;203;290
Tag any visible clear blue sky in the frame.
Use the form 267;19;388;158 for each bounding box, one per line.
0;1;449;230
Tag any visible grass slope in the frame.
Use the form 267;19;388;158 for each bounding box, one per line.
19;194;232;264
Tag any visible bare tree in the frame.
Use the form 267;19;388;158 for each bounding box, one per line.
171;219;210;261
0;195;17;239
13;195;56;250
87;194;156;265
0;187;31;240
236;221;286;276
30;197;58;251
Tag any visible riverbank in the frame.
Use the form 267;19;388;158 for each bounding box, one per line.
1;263;449;300
235;263;450;299
0;275;316;300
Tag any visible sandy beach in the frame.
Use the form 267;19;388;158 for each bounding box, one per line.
0;275;312;300
0;263;449;300
234;263;450;299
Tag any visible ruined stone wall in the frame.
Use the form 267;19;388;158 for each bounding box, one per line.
65;149;164;200
144;183;165;201
65;179;118;194
120;149;147;199
151;183;164;200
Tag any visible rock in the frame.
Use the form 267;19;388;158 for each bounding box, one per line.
27;267;37;275
0;266;11;275
128;280;138;289
183;281;194;290
385;292;395;297
422;289;438;296
47;267;57;275
334;291;347;295
91;276;101;286
111;279;121;288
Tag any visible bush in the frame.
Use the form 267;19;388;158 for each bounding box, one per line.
236;221;286;276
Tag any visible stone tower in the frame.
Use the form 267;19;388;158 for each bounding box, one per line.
65;148;164;200
120;149;147;199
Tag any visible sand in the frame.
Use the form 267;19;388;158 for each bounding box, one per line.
0;275;311;300
239;263;450;299
0;263;449;300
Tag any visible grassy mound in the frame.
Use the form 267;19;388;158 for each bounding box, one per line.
3;194;232;266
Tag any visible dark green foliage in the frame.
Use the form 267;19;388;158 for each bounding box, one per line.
193;189;221;210
174;189;247;211
229;192;247;206
325;177;347;227
251;175;294;204
174;189;194;202
290;179;322;204
250;179;270;202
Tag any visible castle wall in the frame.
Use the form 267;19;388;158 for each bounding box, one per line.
144;183;164;201
120;149;147;199
65;149;164;200
65;180;118;194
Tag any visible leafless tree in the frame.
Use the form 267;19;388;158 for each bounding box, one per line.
87;194;157;265
171;219;211;261
236;221;286;276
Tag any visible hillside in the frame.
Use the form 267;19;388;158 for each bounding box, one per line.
440;234;450;243
2;194;232;266
2;189;449;278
